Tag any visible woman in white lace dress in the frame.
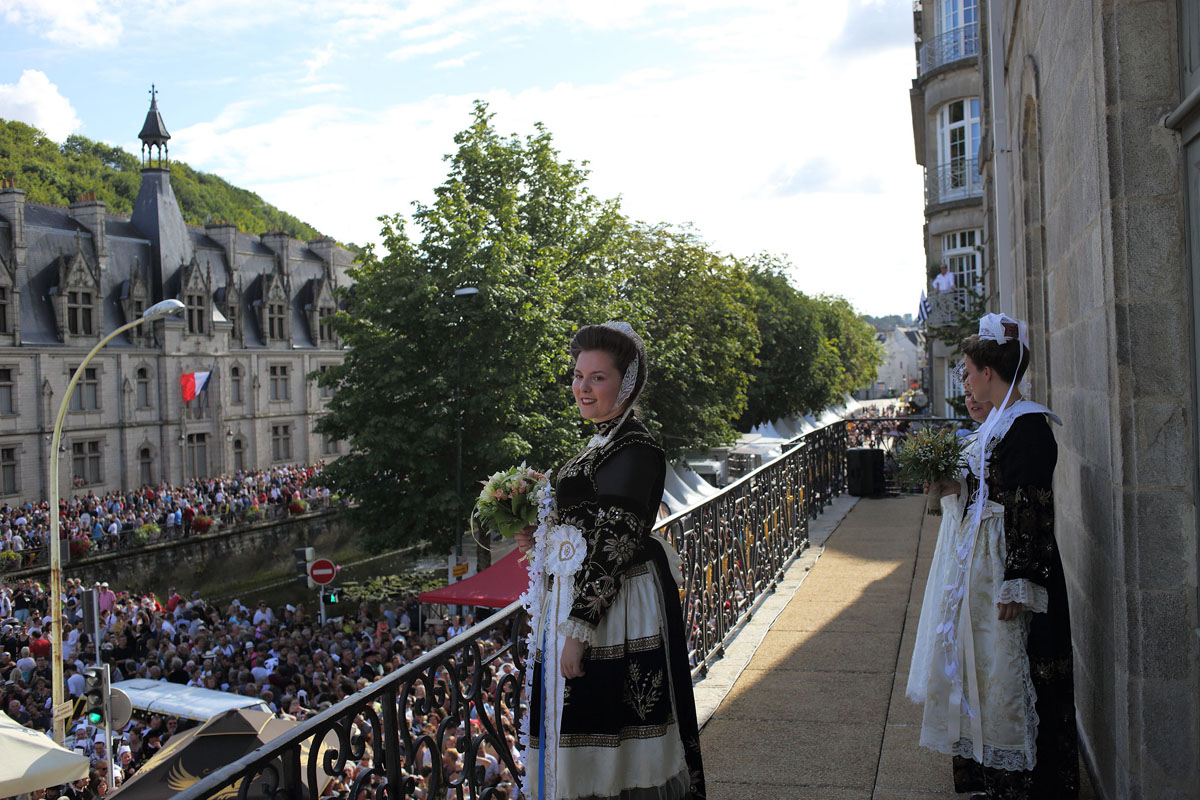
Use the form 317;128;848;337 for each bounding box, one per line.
908;315;1078;799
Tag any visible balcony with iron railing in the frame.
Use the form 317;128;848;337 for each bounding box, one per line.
924;156;983;208
918;22;979;77
176;421;851;800
926;286;981;328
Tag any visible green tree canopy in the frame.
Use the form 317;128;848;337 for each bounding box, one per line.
617;223;760;458
314;103;879;552
314;103;623;551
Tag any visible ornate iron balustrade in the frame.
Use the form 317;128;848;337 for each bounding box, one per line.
925;157;983;206
177;422;849;800
918;22;979;75
925;287;978;328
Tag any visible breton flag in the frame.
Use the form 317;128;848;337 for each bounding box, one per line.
917;291;931;326
180;371;212;402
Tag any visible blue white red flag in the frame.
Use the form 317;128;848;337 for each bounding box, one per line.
180;371;212;402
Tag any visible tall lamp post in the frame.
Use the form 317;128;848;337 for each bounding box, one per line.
48;299;184;744
452;286;478;568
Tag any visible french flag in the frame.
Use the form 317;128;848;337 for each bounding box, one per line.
180;371;212;402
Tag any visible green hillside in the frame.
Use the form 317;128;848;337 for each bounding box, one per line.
0;119;324;240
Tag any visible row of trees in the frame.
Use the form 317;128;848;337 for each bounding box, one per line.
0;119;324;240
315;103;880;552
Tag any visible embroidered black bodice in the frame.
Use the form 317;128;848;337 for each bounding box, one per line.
554;415;666;631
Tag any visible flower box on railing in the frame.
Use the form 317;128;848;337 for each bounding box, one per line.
192;515;215;534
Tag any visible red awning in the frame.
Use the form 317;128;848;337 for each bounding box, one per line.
418;549;530;608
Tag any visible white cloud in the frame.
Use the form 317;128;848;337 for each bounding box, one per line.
388;31;474;61
0;70;82;141
0;0;122;48
434;51;481;70
141;0;924;316
303;42;336;82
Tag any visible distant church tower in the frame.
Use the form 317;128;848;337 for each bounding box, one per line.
130;86;192;300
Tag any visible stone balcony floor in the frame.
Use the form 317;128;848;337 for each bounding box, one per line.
694;494;1097;800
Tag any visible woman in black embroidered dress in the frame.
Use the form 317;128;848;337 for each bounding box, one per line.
517;323;705;800
960;328;1078;799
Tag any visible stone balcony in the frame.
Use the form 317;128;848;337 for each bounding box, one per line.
696;494;1097;799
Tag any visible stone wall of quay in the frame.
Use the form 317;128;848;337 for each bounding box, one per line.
11;510;358;597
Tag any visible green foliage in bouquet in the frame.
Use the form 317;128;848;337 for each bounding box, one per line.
473;464;548;537
895;426;965;487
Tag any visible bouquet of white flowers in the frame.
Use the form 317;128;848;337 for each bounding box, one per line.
895;426;966;515
472;464;550;537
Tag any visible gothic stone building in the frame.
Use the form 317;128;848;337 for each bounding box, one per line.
913;1;1200;797
0;93;354;501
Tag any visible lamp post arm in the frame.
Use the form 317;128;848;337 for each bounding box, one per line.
48;313;166;744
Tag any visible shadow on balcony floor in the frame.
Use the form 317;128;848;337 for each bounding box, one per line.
696;494;1097;800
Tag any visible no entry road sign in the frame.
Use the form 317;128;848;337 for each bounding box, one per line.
309;558;337;585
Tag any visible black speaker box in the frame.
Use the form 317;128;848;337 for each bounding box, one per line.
847;447;885;497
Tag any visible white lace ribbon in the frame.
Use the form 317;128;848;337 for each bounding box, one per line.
518;484;587;800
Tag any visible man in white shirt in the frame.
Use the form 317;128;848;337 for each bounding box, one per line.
932;263;956;293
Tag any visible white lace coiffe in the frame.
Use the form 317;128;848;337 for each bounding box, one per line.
583;321;645;452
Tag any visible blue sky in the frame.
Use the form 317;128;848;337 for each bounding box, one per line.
0;0;924;317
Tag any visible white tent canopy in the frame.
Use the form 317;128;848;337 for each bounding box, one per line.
0;712;90;796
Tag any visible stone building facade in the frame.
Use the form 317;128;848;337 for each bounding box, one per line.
914;1;1200;796
910;0;988;415
0;92;354;502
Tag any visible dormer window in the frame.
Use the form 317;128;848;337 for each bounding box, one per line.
268;302;286;339
186;292;206;334
0;286;9;333
67;291;94;335
318;306;335;343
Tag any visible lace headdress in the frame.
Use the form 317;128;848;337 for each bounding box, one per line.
967;313;1027;529
584;321;646;450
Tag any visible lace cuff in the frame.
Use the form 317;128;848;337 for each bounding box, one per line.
558;618;597;645
997;579;1048;613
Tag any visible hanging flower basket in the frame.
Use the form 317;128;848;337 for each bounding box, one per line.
289;498;308;515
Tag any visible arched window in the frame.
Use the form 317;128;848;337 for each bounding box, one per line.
230;365;243;405
232;438;246;472
138;447;154;486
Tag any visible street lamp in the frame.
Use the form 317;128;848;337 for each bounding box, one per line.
48;298;184;743
453;286;478;568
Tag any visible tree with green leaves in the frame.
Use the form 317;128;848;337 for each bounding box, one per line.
616;223;760;458
741;256;840;426
314;103;623;552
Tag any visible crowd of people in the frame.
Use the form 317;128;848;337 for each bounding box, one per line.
2;571;523;800
0;464;332;570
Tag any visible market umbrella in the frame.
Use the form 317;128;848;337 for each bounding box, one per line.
0;712;90;795
109;708;334;799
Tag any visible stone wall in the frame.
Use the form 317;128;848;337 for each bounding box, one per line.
994;1;1199;796
11;510;358;598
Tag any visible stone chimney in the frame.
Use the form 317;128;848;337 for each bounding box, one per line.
205;221;237;271
69;192;108;272
260;230;292;273
309;236;336;277
0;180;26;270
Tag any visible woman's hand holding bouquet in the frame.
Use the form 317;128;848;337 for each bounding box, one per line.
472;464;549;539
895;426;966;515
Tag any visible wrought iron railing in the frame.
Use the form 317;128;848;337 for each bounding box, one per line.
177;421;850;800
925;286;979;328
925;157;983;206
918;22;979;75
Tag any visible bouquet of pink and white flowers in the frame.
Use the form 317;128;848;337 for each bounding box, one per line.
472;464;549;537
